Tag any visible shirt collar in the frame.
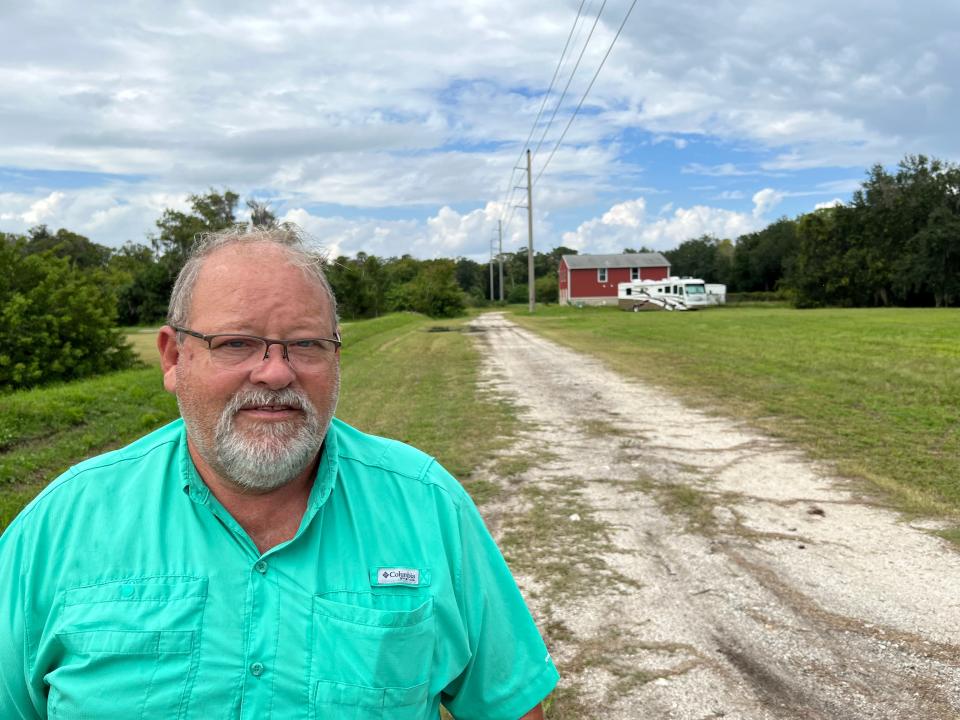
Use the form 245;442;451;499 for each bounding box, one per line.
178;417;341;527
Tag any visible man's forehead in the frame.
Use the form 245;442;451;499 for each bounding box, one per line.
200;242;292;276
189;243;334;324
195;245;323;296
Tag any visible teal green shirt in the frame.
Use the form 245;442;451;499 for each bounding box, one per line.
0;418;559;719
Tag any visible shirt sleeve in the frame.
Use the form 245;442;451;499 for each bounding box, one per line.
441;489;559;720
0;520;44;720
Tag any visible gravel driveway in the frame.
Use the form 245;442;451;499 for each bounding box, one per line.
470;312;960;720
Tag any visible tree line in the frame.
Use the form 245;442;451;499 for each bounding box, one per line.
662;155;960;307
2;153;957;389
0;191;573;389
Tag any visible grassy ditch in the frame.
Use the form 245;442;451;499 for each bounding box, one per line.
0;313;517;532
507;304;960;519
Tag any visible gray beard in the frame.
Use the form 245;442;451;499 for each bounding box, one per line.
192;387;328;492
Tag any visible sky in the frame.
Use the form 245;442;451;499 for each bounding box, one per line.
1;0;958;261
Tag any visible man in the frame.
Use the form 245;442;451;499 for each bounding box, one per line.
0;227;559;719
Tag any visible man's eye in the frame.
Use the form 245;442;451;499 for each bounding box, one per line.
214;337;258;350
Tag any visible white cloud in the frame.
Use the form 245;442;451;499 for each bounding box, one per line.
0;187;191;246
282;202;507;262
21;192;66;224
814;198;844;210
713;190;745;200
601;199;646;228
562;196;764;252
652;134;689;149
682;163;758;177
751;188;785;218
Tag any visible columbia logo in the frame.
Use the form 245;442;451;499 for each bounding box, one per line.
377;567;420;585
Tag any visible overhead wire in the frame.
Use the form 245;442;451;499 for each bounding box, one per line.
533;0;639;186
495;1;590;232
501;0;609;239
515;0;589;173
530;0;609;161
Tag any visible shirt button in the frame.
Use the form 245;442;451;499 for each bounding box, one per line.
250;662;265;677
254;560;268;574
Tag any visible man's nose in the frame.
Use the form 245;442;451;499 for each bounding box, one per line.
248;345;296;389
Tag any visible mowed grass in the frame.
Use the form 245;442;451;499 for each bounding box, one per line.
508;305;960;516
337;313;517;497
123;328;163;366
0;314;514;532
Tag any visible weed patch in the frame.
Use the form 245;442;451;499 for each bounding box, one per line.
656;483;718;532
499;480;640;603
579;417;631;438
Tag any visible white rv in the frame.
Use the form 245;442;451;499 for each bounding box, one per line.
617;277;711;311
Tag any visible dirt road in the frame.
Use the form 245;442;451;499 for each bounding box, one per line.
471;313;960;720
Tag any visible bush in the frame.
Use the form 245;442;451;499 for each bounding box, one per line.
507;283;529;304
387;261;467;318
0;242;136;390
535;275;559;304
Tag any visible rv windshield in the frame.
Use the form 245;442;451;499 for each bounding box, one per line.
685;284;706;294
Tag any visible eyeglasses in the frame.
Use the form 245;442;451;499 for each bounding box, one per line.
171;326;341;371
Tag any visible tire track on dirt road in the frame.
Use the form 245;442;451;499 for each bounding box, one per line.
471;312;960;720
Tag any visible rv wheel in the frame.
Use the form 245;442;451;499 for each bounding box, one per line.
632;304;641;312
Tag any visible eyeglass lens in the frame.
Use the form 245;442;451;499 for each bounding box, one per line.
207;335;337;368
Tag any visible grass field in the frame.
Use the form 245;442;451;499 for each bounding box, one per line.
0;313;514;533
508;304;960;524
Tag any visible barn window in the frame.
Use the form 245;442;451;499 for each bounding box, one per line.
631;267;639;280
598;268;607;282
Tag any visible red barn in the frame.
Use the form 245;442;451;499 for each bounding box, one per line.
558;253;671;305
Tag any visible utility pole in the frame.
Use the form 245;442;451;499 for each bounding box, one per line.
489;234;495;302
526;148;535;313
498;219;505;302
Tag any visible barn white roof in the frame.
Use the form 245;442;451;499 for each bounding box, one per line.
561;253;670;269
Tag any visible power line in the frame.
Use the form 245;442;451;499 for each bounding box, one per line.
496;1;590;228
517;0;588;164
534;0;639;186
530;0;609;161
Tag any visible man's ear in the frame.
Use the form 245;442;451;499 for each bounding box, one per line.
157;326;180;393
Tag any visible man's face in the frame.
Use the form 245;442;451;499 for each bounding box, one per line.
161;243;340;492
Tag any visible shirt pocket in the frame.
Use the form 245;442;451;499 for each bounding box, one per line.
309;590;435;720
47;576;207;720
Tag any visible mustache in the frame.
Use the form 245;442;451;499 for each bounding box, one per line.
224;388;311;416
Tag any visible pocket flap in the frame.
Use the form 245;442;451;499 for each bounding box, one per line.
314;679;429;709
313;592;433;628
58;629;195;655
59;576;208;634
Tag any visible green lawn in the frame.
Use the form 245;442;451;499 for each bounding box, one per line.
0;314;515;532
508;304;960;518
124;328;163;366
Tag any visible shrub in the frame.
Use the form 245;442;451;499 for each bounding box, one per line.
0;241;136;390
387;261;466;318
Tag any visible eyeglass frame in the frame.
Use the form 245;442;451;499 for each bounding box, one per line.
170;325;342;367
